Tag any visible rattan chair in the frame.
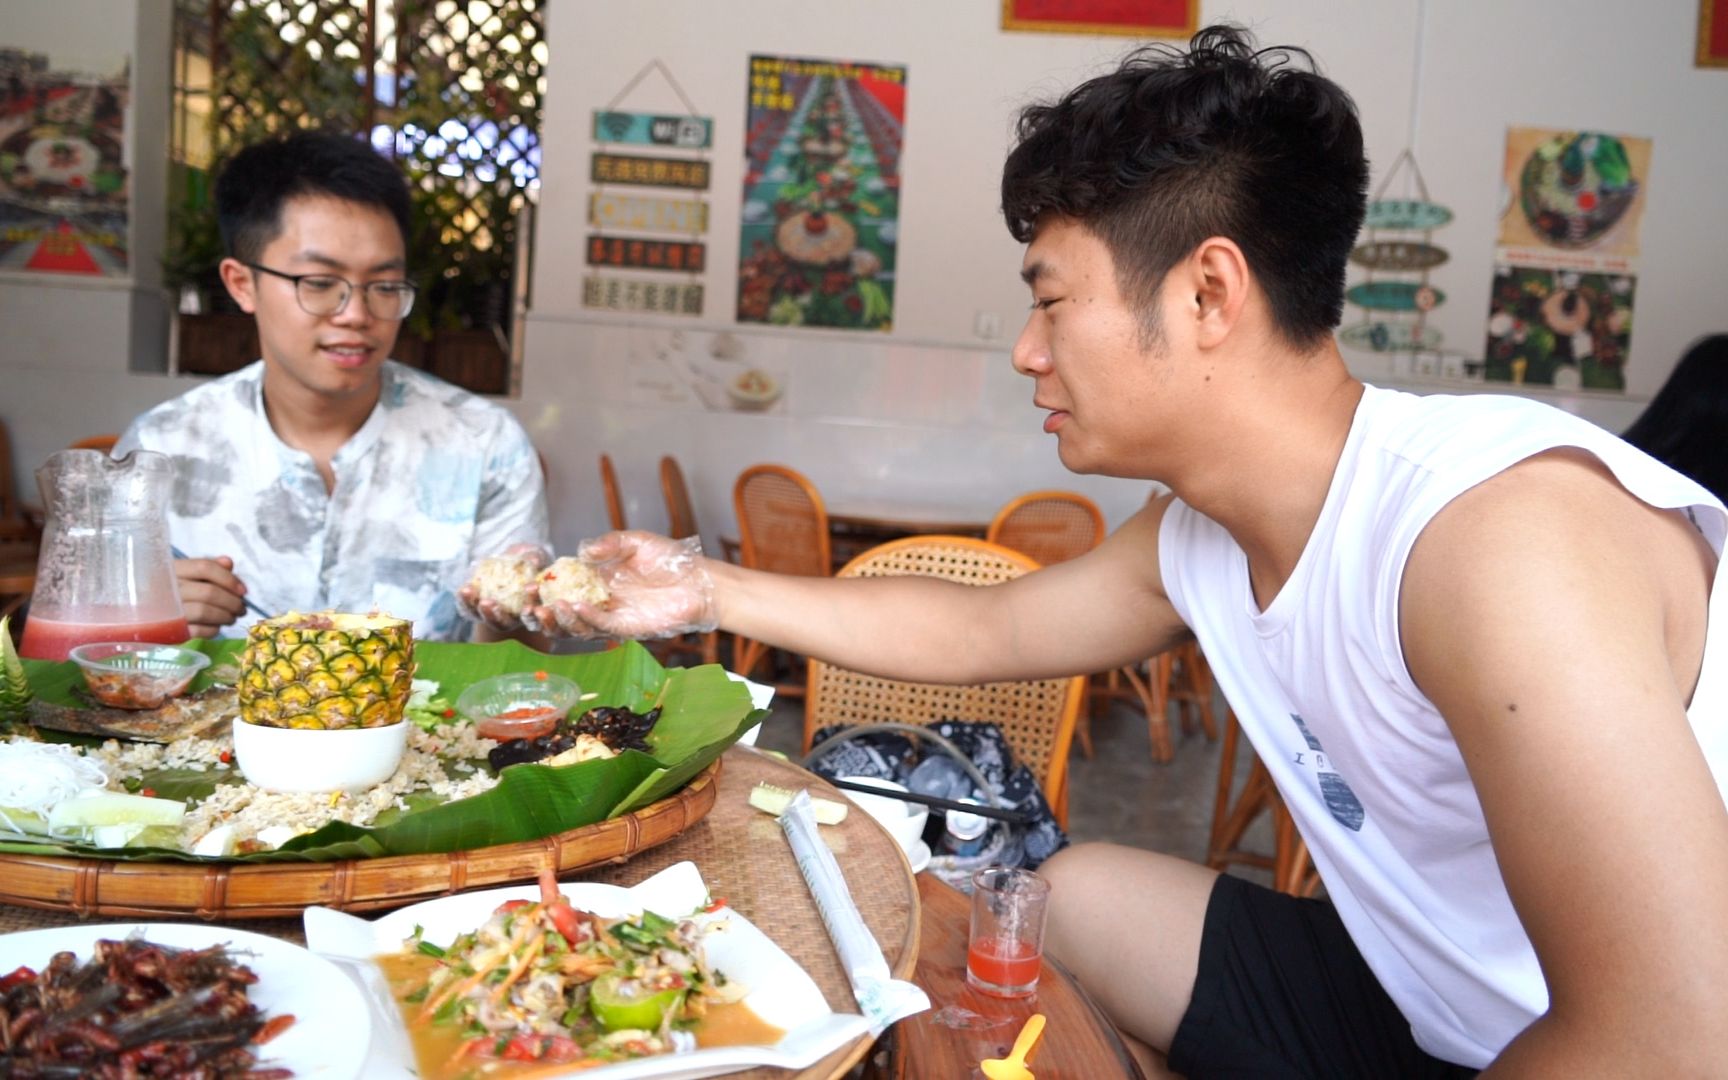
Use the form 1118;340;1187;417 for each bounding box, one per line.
652;455;719;667
985;489;1106;568
68;434;120;454
599;453;627;532
0;419;39;617
1208;709;1321;896
732;464;831;697
802;535;1087;827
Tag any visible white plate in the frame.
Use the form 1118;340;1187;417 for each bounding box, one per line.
906;839;932;874
0;922;369;1078
304;860;872;1080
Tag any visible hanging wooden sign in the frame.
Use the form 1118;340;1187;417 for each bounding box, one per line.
1349;240;1450;272
1363;199;1453;231
586;235;706;272
581;275;704;315
1345;281;1447;313
591;153;711;190
1340;321;1442;352
588;192;709;235
592;110;713;149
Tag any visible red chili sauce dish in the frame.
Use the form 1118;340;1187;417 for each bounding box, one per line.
455;671;584;742
474;705;562;741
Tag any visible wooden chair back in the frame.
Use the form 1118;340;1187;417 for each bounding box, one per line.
733;464;831;576
68;434;120;455
986;490;1106;567
599;453;627;532
802;535;1087;825
660;456;699;540
0;418;39;550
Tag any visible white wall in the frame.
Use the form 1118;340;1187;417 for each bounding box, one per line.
3;1;1724;554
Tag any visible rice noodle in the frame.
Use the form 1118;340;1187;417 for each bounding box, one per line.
0;742;107;833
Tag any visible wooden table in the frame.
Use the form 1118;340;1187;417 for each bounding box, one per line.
0;746;920;1080
890;875;1146;1079
826;498;994;570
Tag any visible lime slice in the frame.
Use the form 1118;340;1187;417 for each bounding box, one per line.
589;971;684;1031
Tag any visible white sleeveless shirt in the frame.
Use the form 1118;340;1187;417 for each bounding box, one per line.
1159;385;1726;1068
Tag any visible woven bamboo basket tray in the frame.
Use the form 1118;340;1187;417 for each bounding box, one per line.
0;758;720;920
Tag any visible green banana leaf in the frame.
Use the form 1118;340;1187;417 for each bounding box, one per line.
2;640;764;863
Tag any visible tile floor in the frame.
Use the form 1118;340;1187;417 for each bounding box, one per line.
753;689;1276;888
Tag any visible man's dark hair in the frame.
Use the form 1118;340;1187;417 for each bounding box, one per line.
215;130;412;263
1001;24;1369;349
1622;334;1728;503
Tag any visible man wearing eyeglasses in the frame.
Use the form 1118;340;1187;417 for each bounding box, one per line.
115;131;548;642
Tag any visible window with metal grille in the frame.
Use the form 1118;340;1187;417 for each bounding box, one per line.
166;0;545;396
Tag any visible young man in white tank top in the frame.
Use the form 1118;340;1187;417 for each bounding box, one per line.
474;24;1725;1078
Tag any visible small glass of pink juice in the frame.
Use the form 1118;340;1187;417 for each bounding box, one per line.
966;866;1051;998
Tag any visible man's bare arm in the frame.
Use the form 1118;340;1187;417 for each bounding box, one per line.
1401;450;1728;1075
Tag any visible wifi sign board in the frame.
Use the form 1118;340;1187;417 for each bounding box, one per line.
593;110;713;150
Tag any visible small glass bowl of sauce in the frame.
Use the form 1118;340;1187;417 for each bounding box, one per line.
69;643;212;710
456;672;582;741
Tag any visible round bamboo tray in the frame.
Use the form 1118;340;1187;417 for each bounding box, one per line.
0;758;720;920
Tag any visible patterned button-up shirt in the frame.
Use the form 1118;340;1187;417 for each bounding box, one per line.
116;361;548;641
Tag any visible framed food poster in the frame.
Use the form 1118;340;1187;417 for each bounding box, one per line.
1001;0;1198;37
1700;0;1728;67
737;54;905;331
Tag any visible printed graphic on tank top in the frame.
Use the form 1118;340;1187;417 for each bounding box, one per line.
1288;713;1365;831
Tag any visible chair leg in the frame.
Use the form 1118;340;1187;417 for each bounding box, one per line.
1207;709;1319;895
1121;658;1173;764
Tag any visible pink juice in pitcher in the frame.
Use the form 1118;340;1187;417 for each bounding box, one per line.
19;612;192;662
20;449;190;662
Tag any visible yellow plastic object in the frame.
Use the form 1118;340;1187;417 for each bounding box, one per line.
980;1012;1046;1080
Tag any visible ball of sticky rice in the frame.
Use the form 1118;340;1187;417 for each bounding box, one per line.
469;554;540;616
536;557;611;608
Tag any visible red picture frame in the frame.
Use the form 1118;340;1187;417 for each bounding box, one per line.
1001;0;1197;38
1700;0;1728;67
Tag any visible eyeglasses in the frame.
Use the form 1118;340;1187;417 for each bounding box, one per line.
245;262;417;320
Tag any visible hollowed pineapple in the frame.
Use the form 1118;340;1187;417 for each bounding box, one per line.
236;612;413;730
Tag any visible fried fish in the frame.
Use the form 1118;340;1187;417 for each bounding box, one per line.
25;686;239;743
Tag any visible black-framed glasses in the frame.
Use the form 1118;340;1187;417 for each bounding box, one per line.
245;262;416;320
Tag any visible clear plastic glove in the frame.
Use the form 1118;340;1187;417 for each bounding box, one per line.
522;531;718;640
456;542;553;632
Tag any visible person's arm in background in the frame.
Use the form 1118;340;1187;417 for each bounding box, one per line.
113;423;249;638
467;422;553;650
1402;450;1728;1075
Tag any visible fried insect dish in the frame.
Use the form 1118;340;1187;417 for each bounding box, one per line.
0;936;294;1078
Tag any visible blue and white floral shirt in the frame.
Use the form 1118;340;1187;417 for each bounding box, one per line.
116;360;548;641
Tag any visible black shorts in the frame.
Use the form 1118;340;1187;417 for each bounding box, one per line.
1167;873;1480;1080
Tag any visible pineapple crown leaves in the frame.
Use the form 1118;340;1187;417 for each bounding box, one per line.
0;616;32;727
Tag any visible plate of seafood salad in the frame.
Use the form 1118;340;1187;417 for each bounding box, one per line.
303;861;872;1079
0;922;369;1078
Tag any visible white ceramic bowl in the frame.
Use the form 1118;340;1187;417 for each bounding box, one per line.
232;719;409;794
836;775;928;856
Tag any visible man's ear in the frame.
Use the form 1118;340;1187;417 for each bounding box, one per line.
1187;237;1251;350
217;257;257;314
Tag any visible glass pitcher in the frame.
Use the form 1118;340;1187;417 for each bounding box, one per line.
18;449;189;660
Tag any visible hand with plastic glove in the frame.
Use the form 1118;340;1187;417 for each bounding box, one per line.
522;531;718;640
456;542;553;633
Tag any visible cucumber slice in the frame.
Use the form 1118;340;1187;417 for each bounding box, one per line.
48;792;186;831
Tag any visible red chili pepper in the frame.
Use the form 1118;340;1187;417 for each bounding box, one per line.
442;708;455;718
702;896;727;912
534;670;549;681
218;750;233;764
140;788;156;798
